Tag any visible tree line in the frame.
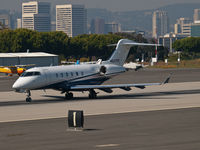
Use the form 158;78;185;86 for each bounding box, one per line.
173;37;200;59
0;28;168;62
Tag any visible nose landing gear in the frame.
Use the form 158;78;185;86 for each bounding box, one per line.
26;90;32;102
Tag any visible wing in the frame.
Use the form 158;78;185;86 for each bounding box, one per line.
0;64;35;68
15;64;35;67
70;75;171;91
0;66;17;69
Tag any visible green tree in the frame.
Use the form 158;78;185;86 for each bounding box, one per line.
173;37;200;59
0;28;168;61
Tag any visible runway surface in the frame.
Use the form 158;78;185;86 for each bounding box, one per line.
1;68;200;149
0;108;200;150
1;81;200;122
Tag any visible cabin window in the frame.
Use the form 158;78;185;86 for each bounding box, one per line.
81;72;84;76
71;72;73;76
66;72;68;77
60;73;63;78
56;73;58;78
76;72;79;76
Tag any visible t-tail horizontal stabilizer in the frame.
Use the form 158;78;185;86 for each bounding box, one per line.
108;39;161;66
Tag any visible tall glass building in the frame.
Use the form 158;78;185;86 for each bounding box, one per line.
22;1;51;32
191;21;200;37
152;10;169;38
56;4;87;37
194;9;200;22
0;14;11;28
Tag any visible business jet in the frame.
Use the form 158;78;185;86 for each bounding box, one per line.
12;39;170;102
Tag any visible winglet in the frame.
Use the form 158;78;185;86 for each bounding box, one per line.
163;74;172;84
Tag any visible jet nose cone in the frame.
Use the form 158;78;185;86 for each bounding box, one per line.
12;82;20;89
12;81;25;93
12;82;17;89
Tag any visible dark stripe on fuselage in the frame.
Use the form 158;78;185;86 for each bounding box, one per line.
32;70;124;91
33;73;108;91
37;76;109;91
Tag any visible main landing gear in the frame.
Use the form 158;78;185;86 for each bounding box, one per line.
89;89;97;99
64;90;97;100
65;92;73;100
26;90;32;102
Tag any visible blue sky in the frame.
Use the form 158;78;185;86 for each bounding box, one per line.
0;0;200;11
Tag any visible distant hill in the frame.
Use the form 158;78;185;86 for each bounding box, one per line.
158;3;200;23
87;3;200;33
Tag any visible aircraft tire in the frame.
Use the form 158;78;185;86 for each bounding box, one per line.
69;93;73;99
89;92;97;99
26;97;32;102
65;92;73;100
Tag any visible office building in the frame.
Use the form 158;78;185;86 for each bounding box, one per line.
51;21;56;31
90;18;105;34
191;21;200;37
174;18;192;36
22;1;51;32
158;33;187;53
56;4;87;37
0;14;11;28
105;22;121;34
152;10;169;38
194;9;200;22
17;18;22;28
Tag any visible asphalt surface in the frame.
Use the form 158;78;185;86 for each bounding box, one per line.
1;68;200;92
1;68;200;150
105;68;200;84
0;107;200;150
0;75;17;92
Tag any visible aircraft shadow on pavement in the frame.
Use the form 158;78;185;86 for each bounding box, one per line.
1;89;200;107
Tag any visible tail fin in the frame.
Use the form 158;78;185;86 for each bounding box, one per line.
108;39;160;66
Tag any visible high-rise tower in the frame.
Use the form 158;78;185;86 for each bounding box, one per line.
56;4;87;37
90;18;105;34
22;1;51;32
152;10;169;38
194;9;200;22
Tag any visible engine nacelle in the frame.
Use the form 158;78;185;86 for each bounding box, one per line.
99;66;107;75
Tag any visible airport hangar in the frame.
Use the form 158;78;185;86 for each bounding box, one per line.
0;52;59;67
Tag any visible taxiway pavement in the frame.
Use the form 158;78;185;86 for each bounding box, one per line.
1;81;200;123
0;108;200;150
0;69;200;150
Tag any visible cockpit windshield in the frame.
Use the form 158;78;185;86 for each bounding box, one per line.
21;71;41;77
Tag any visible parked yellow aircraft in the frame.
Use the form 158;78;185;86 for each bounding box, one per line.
0;65;34;76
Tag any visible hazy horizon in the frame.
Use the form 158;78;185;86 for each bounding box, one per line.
0;0;200;12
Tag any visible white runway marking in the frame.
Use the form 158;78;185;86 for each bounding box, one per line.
95;144;120;148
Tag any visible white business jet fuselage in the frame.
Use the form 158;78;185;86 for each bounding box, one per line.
13;63;125;92
13;39;169;102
